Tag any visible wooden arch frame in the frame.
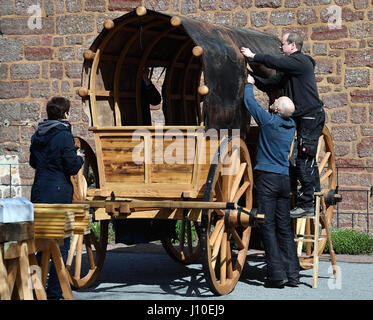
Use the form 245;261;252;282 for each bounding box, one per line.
80;11;204;128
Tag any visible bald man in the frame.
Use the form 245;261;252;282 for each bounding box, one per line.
244;74;300;288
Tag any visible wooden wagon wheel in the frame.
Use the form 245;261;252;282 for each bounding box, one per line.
201;136;253;295
161;218;201;265
295;126;337;269
68;137;109;289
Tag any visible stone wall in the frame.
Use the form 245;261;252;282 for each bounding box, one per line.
0;0;372;225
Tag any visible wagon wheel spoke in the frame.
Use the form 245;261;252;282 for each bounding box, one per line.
186;220;193;255
226;237;233;279
209;219;224;247
232;181;250;203
74;235;84;279
230;227;245;250
219;231;228;285
211;223;225;270
230;163;247;201
84;234;96;270
66;235;79;270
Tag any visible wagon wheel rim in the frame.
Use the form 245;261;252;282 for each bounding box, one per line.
201;136;253;295
296;126;337;269
161;216;201;265
66;220;109;289
68;137;108;288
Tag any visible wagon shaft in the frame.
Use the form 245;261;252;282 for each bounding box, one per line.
74;199;261;227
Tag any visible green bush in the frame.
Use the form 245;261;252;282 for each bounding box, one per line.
323;228;373;255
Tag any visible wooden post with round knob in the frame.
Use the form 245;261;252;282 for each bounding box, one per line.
103;19;114;30
78;87;89;98
136;6;147;16
83;50;95;60
170;16;182;27
198;85;209;96
192;46;203;57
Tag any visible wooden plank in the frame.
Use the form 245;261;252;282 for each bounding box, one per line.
0;244;11;300
17;241;33;300
0;222;34;243
28;254;47;300
49;239;73;300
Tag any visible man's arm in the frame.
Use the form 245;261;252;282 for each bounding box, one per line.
253;53;302;74
241;47;303;74
251;72;286;91
244;78;272;126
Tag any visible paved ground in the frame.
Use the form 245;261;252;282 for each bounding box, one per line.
71;243;373;302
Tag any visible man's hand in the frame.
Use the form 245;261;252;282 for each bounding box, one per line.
247;74;255;85
240;47;255;59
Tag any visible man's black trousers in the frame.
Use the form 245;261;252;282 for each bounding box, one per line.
295;110;326;209
256;172;300;282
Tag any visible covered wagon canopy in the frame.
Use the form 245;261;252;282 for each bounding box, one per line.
80;7;282;131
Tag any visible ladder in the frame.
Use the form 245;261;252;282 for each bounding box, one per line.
294;192;338;288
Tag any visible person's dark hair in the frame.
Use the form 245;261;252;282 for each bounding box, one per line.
46;96;70;120
286;33;303;52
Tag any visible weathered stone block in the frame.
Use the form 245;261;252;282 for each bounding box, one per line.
331;126;358;141
232;12;248;27
314;58;334;74
255;0;281;8
25;47;54;61
250;11;268;27
30;81;50;98
10;63;40;80
357;137;373;157
311;25;348;40
0;81;28;99
181;0;197;14
350;106;367;124
350;90;373;103
0;38;23;63
331;109;347;123
297;8;317;25
144;0;169;11
56;15;95;35
344;69;370;88
65;62;82;79
108;0;141;11
199;0;216;10
344;49;373;67
270;10;295;25
348;23;373;39
220;0;238;10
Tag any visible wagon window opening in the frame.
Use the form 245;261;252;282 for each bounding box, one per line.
149;66;165;126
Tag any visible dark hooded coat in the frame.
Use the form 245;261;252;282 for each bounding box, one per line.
29;120;84;204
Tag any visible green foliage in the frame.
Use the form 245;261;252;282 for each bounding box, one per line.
91;221;115;243
323;228;373;255
174;220;198;243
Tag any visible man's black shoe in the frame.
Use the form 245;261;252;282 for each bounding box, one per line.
290;206;314;218
285;279;299;287
264;279;286;288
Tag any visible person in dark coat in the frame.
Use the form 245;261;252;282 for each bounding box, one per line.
244;74;300;288
241;33;325;218
30;96;84;299
141;67;162;125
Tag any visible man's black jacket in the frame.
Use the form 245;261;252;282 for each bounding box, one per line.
252;51;323;119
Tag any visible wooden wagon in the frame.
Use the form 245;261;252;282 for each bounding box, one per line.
69;7;340;295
